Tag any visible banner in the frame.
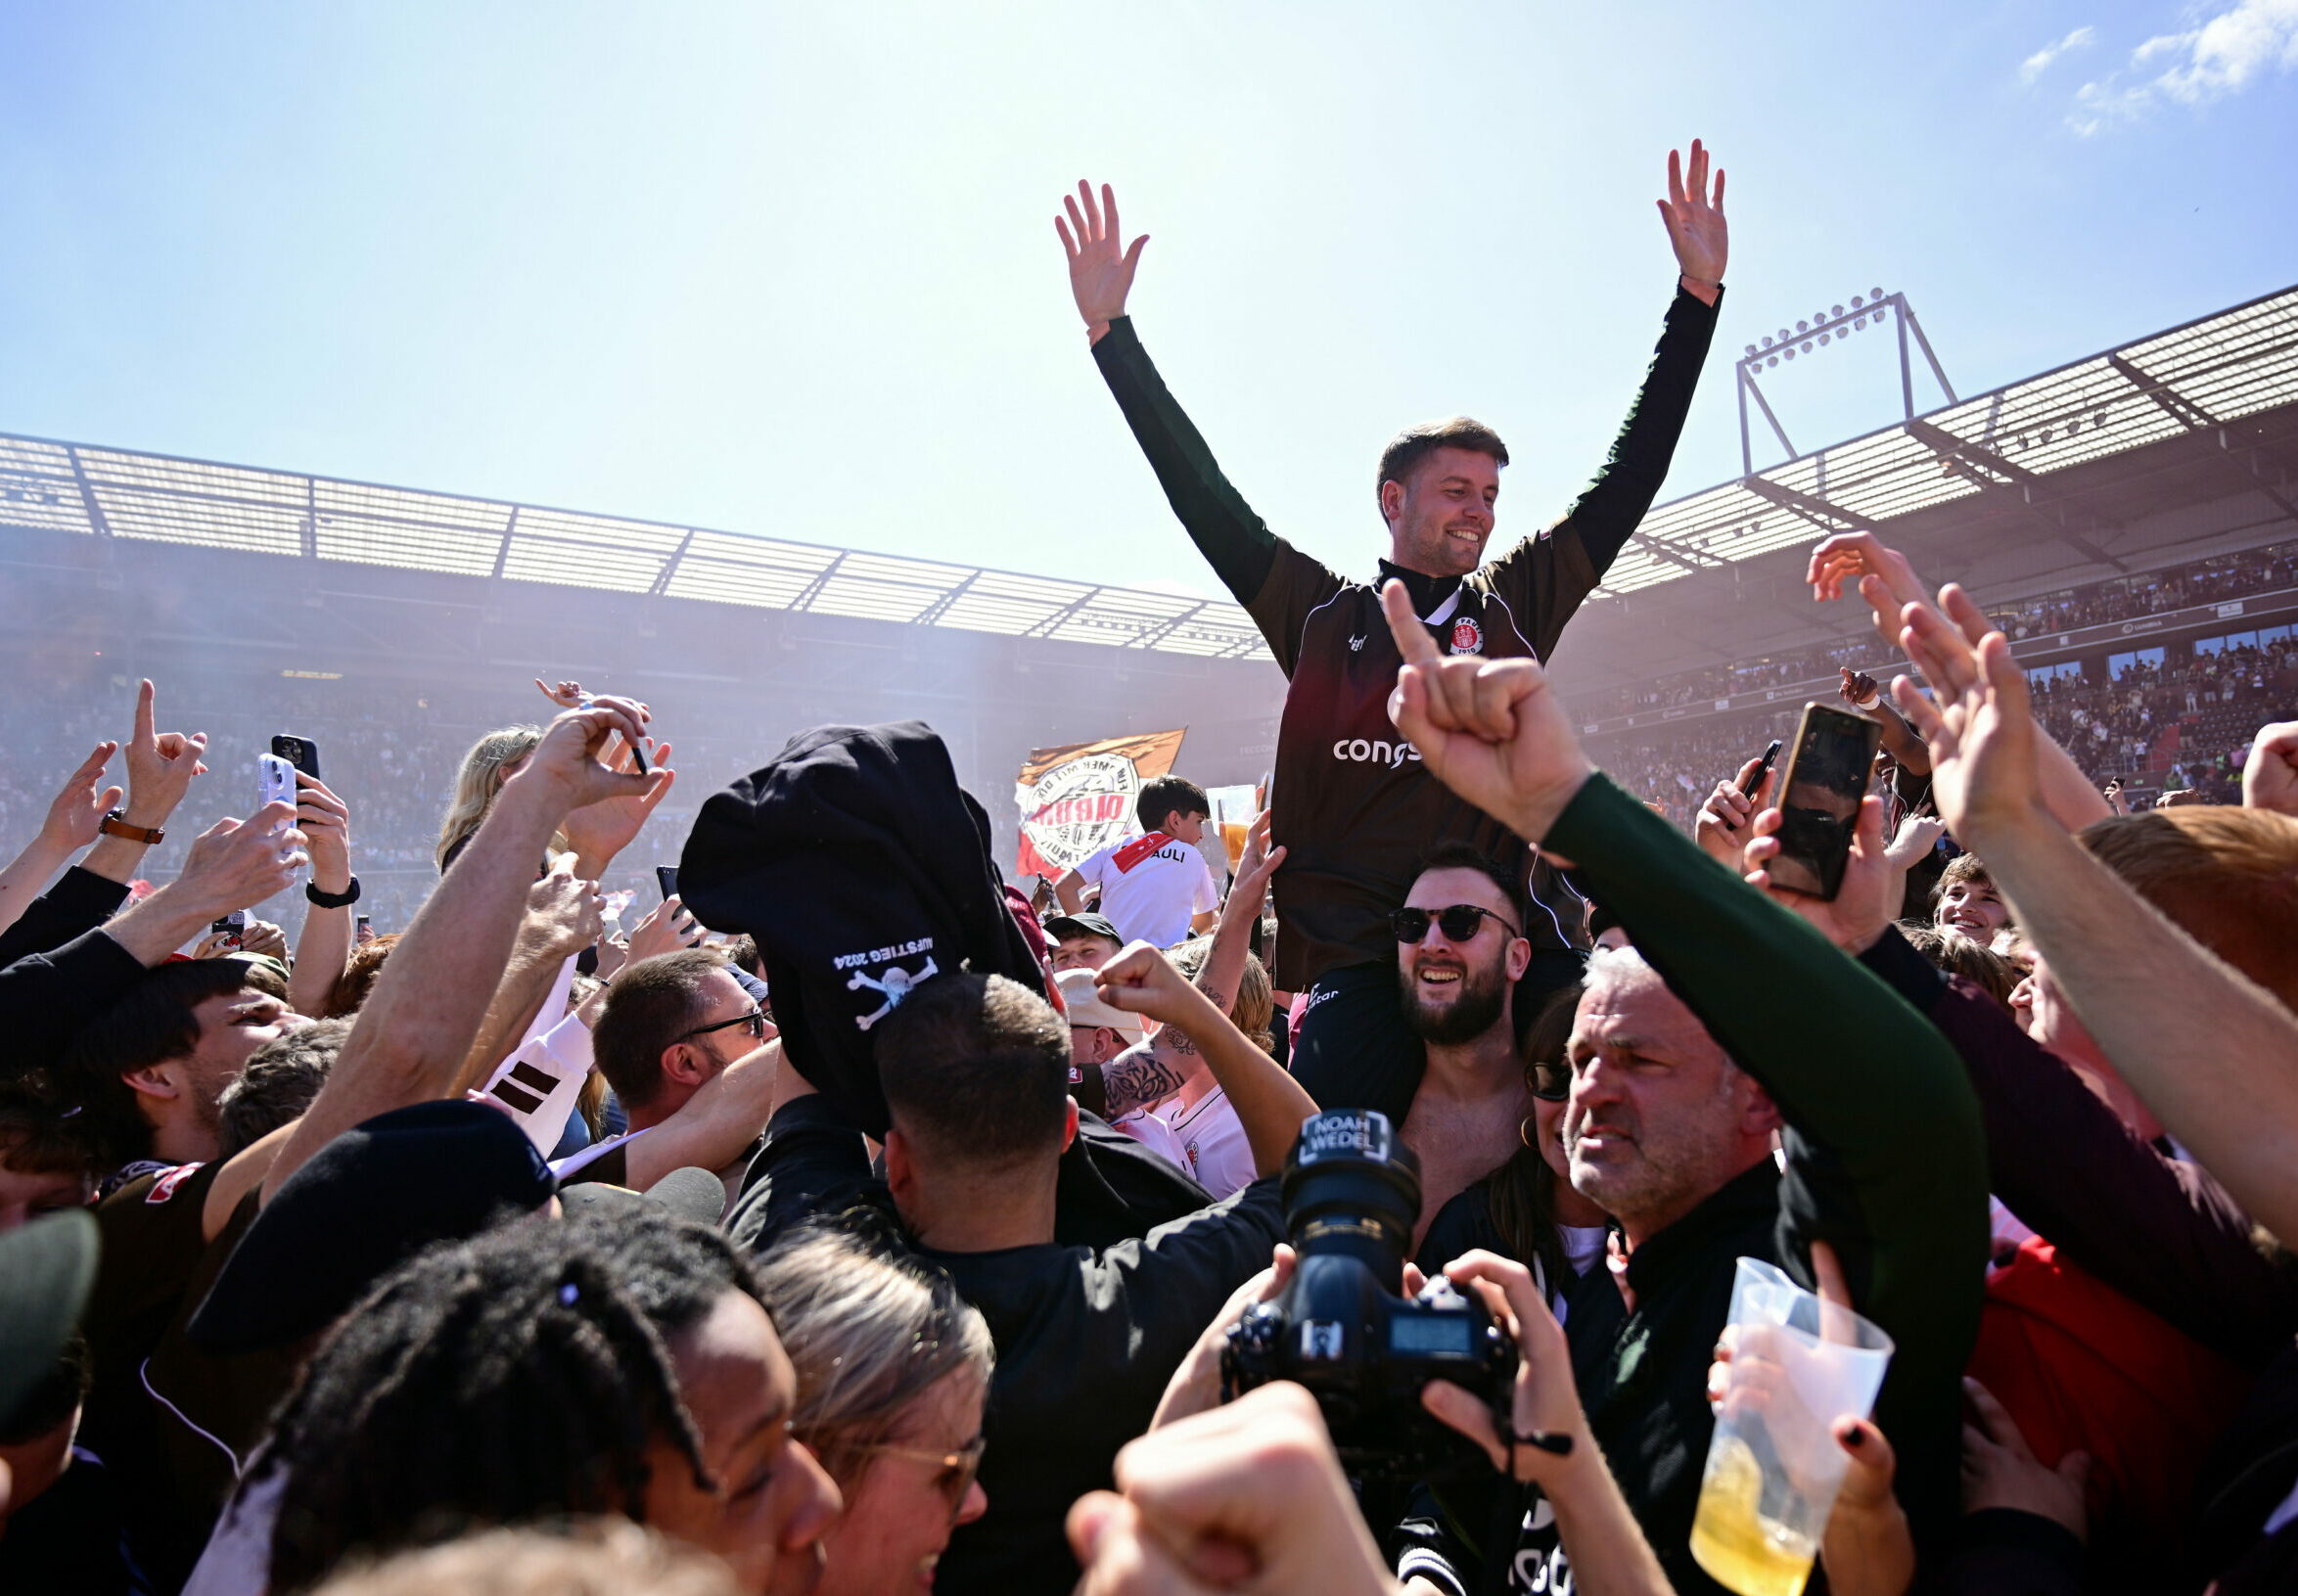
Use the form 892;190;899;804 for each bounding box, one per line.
1014;729;1186;880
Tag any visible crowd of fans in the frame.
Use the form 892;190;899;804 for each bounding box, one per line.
1581;534;2298;722
2;521;2294;1596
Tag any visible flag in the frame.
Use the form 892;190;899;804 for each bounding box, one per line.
1014;729;1186;879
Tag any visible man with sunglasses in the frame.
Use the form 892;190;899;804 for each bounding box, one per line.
578;948;781;1204
1390;844;1546;1242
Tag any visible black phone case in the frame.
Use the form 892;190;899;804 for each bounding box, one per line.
271;735;322;780
1776;706;1883;900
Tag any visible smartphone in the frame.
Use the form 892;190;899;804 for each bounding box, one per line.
211;910;248;950
1741;739;1784;798
270;734;321;781
1769;705;1884;901
355;914;374;943
655;865;680;902
257;752;298;832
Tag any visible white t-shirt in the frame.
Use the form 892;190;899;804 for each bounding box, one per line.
1166;1087;1256;1200
1077;832;1219;949
1110;1108;1192;1172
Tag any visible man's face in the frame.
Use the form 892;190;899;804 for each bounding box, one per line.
1936;875;2009;940
1069;1024;1131;1069
1562;970;1773;1235
684;970;769;1081
1397;867;1523;1046
1053;935;1123;975
1384;447;1501;577
184;987;299;1125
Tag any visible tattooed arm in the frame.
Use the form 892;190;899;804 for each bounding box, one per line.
1101;1038;1190;1118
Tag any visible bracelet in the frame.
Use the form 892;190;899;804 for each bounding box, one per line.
305;877;361;909
98;810;163;845
1852;692;1882;711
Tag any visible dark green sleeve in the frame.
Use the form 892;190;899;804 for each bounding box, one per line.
1487;286;1722;658
1091;318;1342;673
1543;773;1988;1545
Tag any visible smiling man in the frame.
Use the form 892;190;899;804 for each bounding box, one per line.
1057;145;1729;1124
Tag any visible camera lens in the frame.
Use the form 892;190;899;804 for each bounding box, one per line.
1280;1111;1422;1290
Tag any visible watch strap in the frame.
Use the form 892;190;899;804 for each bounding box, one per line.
98;811;163;845
305;877;362;910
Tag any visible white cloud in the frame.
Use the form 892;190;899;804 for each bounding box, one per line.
2068;0;2298;132
2020;24;2097;84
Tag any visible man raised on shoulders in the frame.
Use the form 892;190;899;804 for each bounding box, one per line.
1057;144;1730;1122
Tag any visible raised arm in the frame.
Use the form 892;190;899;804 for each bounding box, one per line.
1063;180;1316;635
256;700;646;1205
1095;941;1317;1177
1809;533;2107;832
0;741;119;942
1495;142;1725;622
1892;596;2298;1247
285;775;355;1019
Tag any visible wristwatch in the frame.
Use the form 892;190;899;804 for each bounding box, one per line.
98;810;163;845
305;877;362;910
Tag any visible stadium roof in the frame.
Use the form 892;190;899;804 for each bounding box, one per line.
2;283;2291;656
1594;281;2298;597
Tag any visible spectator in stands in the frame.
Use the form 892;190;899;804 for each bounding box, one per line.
254;1210;841;1595
730;947;1315;1590
755;1224;993;1596
1041;910;1124;973
1054;776;1219;948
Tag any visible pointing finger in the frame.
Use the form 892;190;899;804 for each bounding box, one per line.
134;679;157;748
1380;579;1443;666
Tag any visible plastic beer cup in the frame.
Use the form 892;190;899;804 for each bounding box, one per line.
1689;1256;1895;1596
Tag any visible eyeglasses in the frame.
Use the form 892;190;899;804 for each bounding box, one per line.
859;1436;986;1522
1390;904;1523;945
678;1006;767;1044
1529;1062;1572;1103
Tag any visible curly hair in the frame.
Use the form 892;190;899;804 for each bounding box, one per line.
263;1211;761;1593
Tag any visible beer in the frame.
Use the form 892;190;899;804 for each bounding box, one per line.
1688;1436;1818;1596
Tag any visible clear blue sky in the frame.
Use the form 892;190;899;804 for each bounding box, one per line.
5;1;2292;597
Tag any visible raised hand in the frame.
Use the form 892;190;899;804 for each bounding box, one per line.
1095;939;1219;1032
1056;180;1148;342
624;891;703;964
534;678;587;709
506;699;663;821
519;854;607;961
560;736;676;875
122;679;208;829
2243;720;2298;815
1890;603;2047;847
295;773;353;889
1659;140;1727;297
41;741;123;851
1380;580;1593;844
1694;759;1769;866
173;802;308;917
1743;795;1898;954
1807;532;1934;649
1229;809;1285;912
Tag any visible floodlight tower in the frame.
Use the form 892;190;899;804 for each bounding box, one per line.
1734;290;1958;476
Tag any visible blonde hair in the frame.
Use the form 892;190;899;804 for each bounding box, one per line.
754;1226;993;1488
1165;936;1274;1054
436;727;544;871
310;1522;737;1596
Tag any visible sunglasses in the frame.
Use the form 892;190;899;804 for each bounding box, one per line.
1390;904;1523;945
863;1436;986;1521
678;1005;768;1044
1529;1061;1572;1103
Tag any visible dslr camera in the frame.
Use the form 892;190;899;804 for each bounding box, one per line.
1223;1110;1515;1479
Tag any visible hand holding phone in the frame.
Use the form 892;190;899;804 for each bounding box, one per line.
655;865;680;902
1764;705;1884;900
270;735;322;780
1740;740;1783;798
256;754;299;840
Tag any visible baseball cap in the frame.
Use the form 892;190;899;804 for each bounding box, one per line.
1054;968;1150;1038
188;1099;559;1354
0;1209;98;1433
559;1164;728;1227
1043;912;1123;946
